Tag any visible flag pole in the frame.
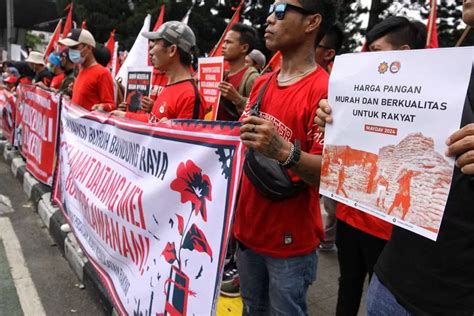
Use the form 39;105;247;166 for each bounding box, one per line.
456;26;472;47
209;0;244;56
426;0;436;47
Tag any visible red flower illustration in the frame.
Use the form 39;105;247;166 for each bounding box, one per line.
170;160;212;222
161;242;177;264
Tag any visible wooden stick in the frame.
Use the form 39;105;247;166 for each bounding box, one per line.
456;26;472;47
426;0;436;47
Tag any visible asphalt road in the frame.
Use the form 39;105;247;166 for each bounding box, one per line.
0;156;106;316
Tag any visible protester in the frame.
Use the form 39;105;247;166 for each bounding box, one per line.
234;0;336;314
315;23;343;73
57;48;76;97
48;53;65;91
218;23;260;121
315;23;344;253
315;10;474;315
25;51;53;87
13;61;35;85
112;21;206;121
245;49;266;73
3;75;17;92
59;28;115;111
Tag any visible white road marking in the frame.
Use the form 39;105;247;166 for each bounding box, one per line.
0;218;46;316
0;195;13;214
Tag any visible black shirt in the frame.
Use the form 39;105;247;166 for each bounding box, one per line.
375;69;474;315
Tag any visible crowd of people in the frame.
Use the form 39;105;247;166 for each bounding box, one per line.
1;0;474;315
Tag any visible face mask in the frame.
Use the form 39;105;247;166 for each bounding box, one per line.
69;49;85;65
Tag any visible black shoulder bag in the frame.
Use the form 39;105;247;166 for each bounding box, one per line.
243;76;306;200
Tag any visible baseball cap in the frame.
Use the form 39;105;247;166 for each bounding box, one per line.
25;51;45;65
142;21;196;54
59;28;96;48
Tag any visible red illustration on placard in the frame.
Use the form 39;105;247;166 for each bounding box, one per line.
162;160;213;316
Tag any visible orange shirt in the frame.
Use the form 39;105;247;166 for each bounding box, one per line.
72;64;115;111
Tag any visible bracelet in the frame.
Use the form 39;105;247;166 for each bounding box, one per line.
279;140;301;169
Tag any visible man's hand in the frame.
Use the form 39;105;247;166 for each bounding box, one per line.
92;104;107;111
141;96;154;113
219;82;243;105
240;116;291;162
446;123;474;174
314;99;333;132
111;110;126;118
117;102;127;111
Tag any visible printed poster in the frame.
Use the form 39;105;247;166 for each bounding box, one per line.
53;99;244;315
198;57;224;121
321;47;473;240
125;66;153;112
15;84;59;185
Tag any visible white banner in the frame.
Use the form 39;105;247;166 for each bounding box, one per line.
321;47;473;240
53;100;244;315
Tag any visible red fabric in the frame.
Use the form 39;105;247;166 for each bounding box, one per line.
51;72;65;90
150;70;168;101
336;203;392;241
126;79;206;122
71;64;115;111
105;30;118;74
19;77;32;85
153;5;165;31
62;3;73;39
217;67;248;121
426;0;439;48
233;68;328;258
44;19;62;62
209;1;243;57
81;21;87;29
266;51;282;72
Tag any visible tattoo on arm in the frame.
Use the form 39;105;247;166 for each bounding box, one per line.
268;134;284;159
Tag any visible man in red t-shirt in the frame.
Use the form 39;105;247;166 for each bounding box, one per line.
59;29;115;112
234;1;336;314
217;23;259;121
112;21;206;122
48;52;65;91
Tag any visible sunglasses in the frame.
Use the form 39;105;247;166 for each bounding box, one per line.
268;2;316;20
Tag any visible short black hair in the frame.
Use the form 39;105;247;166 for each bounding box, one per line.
366;16;426;50
93;44;111;67
299;0;337;44
322;23;344;54
230;23;258;55
161;40;193;66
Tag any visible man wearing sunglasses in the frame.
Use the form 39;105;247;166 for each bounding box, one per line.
234;1;336;315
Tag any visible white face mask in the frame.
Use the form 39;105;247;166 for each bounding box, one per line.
69;49;85;65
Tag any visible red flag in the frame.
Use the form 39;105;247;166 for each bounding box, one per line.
62;3;73;38
81;21;88;30
44;19;62;61
209;0;244;57
153;4;165;31
264;51;281;73
105;29;119;75
426;0;439;48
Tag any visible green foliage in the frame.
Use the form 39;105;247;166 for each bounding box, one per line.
55;0;468;56
25;32;44;51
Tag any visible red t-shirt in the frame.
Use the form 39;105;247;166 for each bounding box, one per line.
336;203;393;241
150;70;168;101
233;68;328;258
126;79;206;123
71;64;115;112
217;67;248;121
51;72;65;90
